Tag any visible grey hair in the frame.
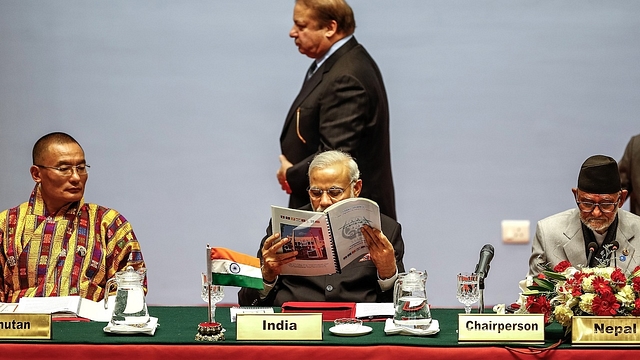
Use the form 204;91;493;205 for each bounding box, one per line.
308;150;360;182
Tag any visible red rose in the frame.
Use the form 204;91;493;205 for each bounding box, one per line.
526;295;552;324
553;260;572;273
537;273;546;280
632;298;640;316
632;277;640;292
565;278;584;297
633;266;640;274
610;268;626;287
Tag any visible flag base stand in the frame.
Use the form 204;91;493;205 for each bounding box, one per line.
195;322;225;342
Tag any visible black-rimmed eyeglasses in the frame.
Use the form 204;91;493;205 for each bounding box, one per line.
576;199;619;213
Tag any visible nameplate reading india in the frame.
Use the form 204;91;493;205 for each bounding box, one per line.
0;313;51;339
572;316;640;345
458;313;544;343
236;313;323;340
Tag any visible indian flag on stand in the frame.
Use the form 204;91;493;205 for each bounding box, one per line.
209;247;264;290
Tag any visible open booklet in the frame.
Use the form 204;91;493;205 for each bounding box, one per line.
0;296;115;322
271;197;381;276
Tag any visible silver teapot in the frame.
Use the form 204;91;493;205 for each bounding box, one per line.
393;268;431;328
104;266;149;325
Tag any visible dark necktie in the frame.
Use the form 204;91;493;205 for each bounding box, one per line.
305;62;317;81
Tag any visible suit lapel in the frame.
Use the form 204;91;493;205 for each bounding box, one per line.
614;212;638;273
562;215;587;268
281;37;360;138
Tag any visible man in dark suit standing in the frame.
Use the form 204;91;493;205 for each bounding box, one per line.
620;133;640;215
276;0;397;220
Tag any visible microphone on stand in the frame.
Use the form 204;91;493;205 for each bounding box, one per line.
474;244;494;313
586;242;598;267
611;240;620;268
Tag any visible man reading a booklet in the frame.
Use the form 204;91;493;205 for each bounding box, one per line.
238;150;404;306
0;132;147;303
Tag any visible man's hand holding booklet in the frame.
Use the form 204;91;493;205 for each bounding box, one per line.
271;198;381;276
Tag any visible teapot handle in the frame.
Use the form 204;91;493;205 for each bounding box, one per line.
104;277;117;309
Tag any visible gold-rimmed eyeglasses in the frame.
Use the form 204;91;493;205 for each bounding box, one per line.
35;164;90;176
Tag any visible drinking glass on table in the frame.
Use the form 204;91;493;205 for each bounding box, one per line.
201;273;224;322
456;272;479;314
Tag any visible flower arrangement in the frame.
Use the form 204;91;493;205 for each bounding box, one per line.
519;260;640;329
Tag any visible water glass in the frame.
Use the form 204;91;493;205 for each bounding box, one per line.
456;272;479;314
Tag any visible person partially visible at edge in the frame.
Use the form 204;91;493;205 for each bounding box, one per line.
276;0;397;220
620;133;640;216
239;150;404;306
0;132;146;302
528;155;640;277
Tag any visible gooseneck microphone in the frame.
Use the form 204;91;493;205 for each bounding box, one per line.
586;242;598;267
474;244;494;313
611;240;620;268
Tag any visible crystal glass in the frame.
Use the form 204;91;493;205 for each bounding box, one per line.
201;273;224;322
456;272;479;314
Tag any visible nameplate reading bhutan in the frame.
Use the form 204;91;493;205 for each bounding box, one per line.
236;313;323;340
458;314;544;343
572;316;640;345
0;313;51;339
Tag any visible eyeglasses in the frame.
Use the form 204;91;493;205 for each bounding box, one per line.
307;181;354;200
35;164;90;176
576;198;619;213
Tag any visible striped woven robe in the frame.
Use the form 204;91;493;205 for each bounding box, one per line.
0;185;146;302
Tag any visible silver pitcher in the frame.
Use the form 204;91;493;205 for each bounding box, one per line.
393;268;431;328
104;266;149;326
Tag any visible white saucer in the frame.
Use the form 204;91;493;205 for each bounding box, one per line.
329;325;373;337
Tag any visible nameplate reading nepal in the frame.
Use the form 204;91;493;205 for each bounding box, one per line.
572;316;640;344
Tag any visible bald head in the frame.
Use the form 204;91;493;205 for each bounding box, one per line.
32;132;82;165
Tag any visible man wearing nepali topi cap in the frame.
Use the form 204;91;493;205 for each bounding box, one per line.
527;155;640;277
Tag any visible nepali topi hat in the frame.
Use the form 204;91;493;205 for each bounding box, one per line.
577;155;621;194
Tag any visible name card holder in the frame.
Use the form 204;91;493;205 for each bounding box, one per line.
572;316;640;345
236;313;323;341
458;313;544;344
0;313;51;339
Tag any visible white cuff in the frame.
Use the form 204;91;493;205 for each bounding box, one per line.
258;276;278;299
377;268;398;292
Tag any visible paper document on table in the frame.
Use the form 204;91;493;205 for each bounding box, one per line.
16;296;81;315
355;302;395;319
15;296;115;322
230;306;274;322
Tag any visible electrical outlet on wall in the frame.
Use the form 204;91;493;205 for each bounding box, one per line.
501;220;530;244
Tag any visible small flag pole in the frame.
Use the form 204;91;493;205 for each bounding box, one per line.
206;244;212;323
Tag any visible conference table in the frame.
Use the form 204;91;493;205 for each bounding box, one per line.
1;306;638;359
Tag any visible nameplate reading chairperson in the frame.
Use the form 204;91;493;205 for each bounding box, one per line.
458;314;544;343
236;313;323;340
